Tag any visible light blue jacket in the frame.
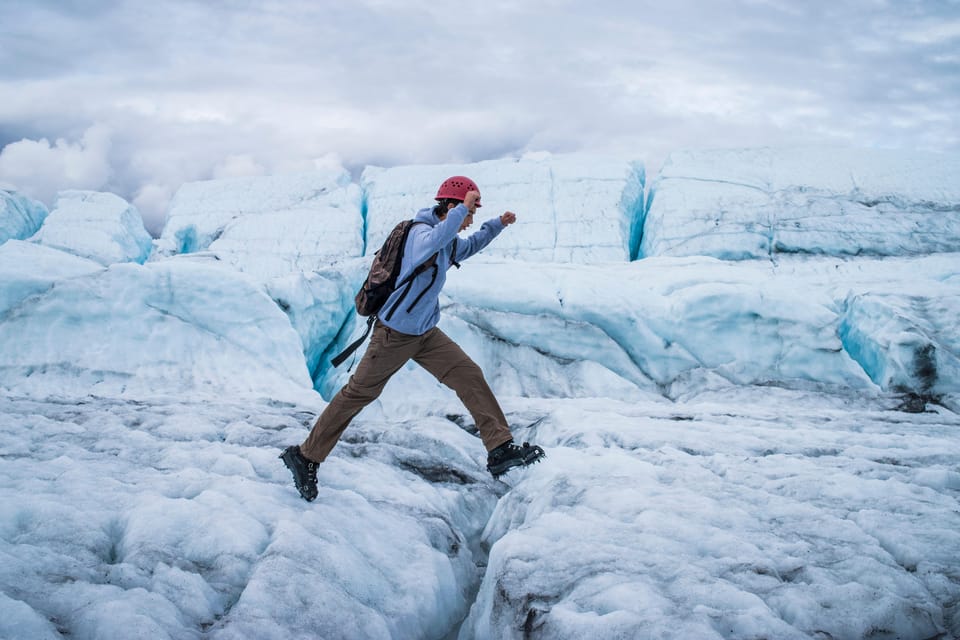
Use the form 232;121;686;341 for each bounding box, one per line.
379;203;505;335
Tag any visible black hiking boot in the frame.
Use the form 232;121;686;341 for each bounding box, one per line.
487;440;546;478
280;445;319;502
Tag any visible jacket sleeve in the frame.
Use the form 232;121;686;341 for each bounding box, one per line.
454;216;506;262
399;206;469;278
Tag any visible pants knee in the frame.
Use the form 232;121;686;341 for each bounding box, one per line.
441;358;485;389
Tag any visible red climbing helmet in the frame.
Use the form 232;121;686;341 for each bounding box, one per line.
435;176;481;205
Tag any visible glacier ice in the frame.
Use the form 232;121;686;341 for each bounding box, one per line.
0;240;104;317
155;169;364;278
28;190;153;266
0;255;312;398
154;169;368;389
362;151;645;263
459;391;958;640
839;291;960;399
642;147;960;260
1;146;959;640
0;188;48;246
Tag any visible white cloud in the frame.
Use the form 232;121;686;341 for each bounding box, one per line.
900;20;960;45
213;154;267;179
0;124;113;205
1;0;958;230
311;152;346;173
132;182;174;236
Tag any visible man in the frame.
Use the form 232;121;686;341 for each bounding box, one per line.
281;176;545;501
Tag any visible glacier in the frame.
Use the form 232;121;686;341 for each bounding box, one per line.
29;191;153;266
362;152;646;263
0;189;48;246
154;169;367;385
1;147;959;640
641;147;960;260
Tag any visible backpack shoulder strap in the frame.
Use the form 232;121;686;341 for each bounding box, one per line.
450;237;461;269
394;220;434;288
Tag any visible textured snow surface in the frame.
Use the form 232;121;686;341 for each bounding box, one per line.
0;394;499;640
1;391;958;639
462;391;960;640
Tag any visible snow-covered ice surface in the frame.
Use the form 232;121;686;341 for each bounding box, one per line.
463;391;960;640
2;390;958;639
1;147;959;639
0;393;500;640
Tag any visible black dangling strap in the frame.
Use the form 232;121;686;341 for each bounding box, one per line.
330;315;375;368
451;237;461;269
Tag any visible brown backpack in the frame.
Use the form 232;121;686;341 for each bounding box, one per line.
331;220;458;367
355;220;426;318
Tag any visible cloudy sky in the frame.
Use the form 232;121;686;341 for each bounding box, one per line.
2;0;959;234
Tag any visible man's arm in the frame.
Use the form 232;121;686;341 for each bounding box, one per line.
401;206;468;275
454;211;517;262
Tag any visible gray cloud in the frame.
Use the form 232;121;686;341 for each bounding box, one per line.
1;0;958;235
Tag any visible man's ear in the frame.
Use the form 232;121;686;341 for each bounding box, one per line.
447;202;458;212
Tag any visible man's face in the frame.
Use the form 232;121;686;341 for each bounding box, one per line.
440;203;474;232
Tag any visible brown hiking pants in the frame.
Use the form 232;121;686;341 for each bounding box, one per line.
300;322;513;463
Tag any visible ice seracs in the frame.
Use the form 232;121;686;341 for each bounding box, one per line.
432;253;960;405
0;188;48;245
29;190;153;266
154;169;367;386
155;169;364;280
0;256;312;398
840;288;960;402
641;147;960;260
362;151;646;263
3;147;959;406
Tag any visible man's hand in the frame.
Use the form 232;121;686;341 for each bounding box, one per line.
464;190;481;213
500;211;517;226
